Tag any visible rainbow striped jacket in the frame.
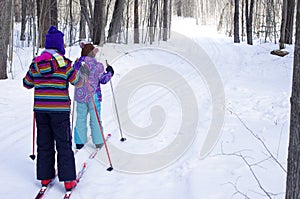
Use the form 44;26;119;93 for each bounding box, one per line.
23;50;83;112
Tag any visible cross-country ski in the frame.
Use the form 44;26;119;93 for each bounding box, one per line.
63;162;87;199
89;133;112;159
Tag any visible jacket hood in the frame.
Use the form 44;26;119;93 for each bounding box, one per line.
34;51;69;77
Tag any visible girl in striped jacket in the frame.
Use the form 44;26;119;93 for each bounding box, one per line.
23;26;82;192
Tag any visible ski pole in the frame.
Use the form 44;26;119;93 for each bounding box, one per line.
82;64;113;171
29;112;36;160
106;60;126;142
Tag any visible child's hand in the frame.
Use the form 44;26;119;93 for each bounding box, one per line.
106;65;114;76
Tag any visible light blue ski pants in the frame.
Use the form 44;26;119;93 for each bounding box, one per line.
74;95;104;145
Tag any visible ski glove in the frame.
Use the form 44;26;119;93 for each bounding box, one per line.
106;65;114;76
80;63;90;77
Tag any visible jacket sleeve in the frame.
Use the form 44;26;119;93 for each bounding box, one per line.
67;61;84;87
23;63;35;89
99;72;112;84
97;62;112;84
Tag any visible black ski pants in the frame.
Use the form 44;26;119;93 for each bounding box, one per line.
35;112;76;182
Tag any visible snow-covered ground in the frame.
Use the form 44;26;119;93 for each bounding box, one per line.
0;18;292;198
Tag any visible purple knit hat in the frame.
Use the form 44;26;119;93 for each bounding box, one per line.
45;26;65;55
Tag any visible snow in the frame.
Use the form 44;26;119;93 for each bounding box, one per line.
0;17;292;198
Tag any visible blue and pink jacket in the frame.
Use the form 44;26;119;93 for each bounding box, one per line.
73;56;112;103
23;50;83;112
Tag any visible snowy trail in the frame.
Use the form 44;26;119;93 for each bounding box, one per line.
0;18;293;199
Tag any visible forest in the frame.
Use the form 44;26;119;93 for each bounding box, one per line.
0;0;297;80
0;0;297;79
1;0;300;198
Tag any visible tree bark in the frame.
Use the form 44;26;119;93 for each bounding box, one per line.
125;0;130;44
285;0;300;197
15;0;21;22
80;0;92;39
149;0;158;44
285;0;295;44
134;0;139;43
265;0;272;42
234;0;240;43
79;4;86;40
280;0;288;49
37;0;57;48
39;0;50;48
241;0;245;41
163;0;168;41
20;0;28;41
107;0;126;43
69;0;73;46
245;0;254;45
0;0;12;79
50;0;58;27
93;0;106;45
169;0;172;38
177;0;182;16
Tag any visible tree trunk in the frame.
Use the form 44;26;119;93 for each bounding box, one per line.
40;0;50;48
8;0;14;76
38;0;55;48
106;0;113;29
32;0;37;56
285;0;300;197
79;6;86;39
0;0;12;79
265;0;272;42
93;0;106;45
285;0;295;44
200;0;205;25
149;0;158;44
20;0;28;41
134;0;139;43
125;0;130;44
36;0;40;46
195;0;199;25
169;0;172;38
149;0;155;43
245;0;254;45
279;0;288;49
69;0;73;46
234;0;240;43
50;0;58;27
15;0;21;22
272;0;278;44
241;0;245;41
163;0;168;41
107;0;126;43
80;0;92;39
177;0;182;16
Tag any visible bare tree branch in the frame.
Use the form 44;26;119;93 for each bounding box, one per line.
227;108;287;173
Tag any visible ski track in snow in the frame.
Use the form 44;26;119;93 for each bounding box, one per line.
0;18;293;198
